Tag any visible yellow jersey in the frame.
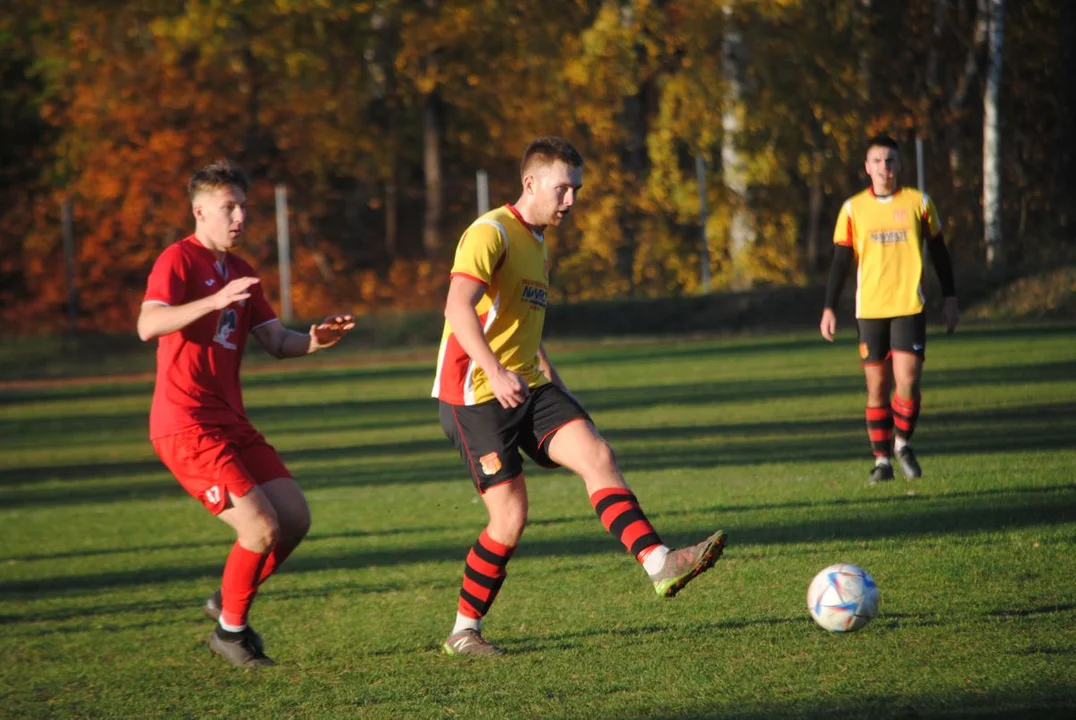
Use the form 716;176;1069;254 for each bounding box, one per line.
432;204;551;405
834;187;943;319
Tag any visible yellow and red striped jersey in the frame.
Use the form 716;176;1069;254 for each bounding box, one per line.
833;187;943;319
432;204;551;405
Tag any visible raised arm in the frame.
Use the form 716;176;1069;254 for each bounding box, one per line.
137;277;260;341
250;314;355;359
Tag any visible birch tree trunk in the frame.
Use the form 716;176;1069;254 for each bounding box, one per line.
983;0;1004;268
422;87;443;259
721;0;754;289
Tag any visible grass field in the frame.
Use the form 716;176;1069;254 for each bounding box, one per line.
2;323;1075;718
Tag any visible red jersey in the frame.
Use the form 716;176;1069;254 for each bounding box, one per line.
143;235;277;439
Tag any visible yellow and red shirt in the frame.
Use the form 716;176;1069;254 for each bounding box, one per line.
834;187;943;319
432;204;550;406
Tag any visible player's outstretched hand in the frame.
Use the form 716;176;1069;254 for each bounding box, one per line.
211;277;260;310
489;365;529;409
820;308;838;342
310;314;355;350
942;297;960;335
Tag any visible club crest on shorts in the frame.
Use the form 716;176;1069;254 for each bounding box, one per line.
859;342;870;360
479;451;502;476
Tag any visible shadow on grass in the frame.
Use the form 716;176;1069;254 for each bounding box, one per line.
0;576;451;633
3;481;1073;601
623;688;1076;720
6;482;1071;566
4;398;1072;508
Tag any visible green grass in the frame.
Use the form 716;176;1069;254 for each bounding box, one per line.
2;323;1075;718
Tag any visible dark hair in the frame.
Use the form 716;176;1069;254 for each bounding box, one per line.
865;134;900;156
520;137;584;178
188;159;250;200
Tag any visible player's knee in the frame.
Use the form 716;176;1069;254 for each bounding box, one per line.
490;506;527;545
591;440;618;475
240;515;280;553
290;506;312;541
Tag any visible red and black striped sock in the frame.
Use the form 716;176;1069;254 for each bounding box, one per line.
892;394;921;444
589;487;663;562
457;530;515;620
866;406;894;458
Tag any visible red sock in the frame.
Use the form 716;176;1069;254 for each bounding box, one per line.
589;487;663;562
865;406;894;457
220;542;268;628
257;536;301;586
458;530;515;619
892;394;921;443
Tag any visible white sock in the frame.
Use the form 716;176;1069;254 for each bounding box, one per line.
875;456;891;467
219;618;246;633
452;612;481;635
642;545;671;576
894;437;908;452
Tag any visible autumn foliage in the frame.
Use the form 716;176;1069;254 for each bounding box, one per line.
0;0;1072;334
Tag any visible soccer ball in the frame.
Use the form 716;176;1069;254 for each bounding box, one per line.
806;563;879;632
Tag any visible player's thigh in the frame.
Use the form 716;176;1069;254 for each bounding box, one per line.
439;400;526;494
856;318;894;364
526;385;604;473
152;428;259;516
889;313;927;361
259;477;311;534
230;427;306;530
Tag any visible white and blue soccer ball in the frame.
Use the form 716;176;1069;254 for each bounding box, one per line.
807;563;880;632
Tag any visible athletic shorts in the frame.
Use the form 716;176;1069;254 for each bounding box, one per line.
439;383;590;493
152;424;292;514
856;312;927;364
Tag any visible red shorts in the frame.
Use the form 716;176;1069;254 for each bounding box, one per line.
152;424;292;514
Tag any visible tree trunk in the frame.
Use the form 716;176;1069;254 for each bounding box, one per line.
949;0;989;188
858;0;873;102
721;0;754;289
983;0;1004;268
806;115;826;275
614;0;652;295
370;7;399;260
422;88;443;260
1060;1;1076;225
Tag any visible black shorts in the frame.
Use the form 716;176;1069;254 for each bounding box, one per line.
439;383;590;493
856;312;926;364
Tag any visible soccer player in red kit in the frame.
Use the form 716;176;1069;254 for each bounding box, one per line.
139;160;354;667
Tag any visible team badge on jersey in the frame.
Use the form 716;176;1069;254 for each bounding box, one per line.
479;451;502;476
214;309;239;350
893;209;908;223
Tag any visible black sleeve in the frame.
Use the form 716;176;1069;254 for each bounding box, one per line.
824;245;854;310
926;234;956;297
